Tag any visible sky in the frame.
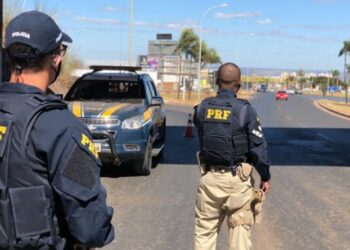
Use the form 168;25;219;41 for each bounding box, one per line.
11;0;350;72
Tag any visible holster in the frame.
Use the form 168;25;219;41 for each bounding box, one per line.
196;152;206;176
227;189;265;228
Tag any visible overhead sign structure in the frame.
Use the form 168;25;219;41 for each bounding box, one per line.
157;33;172;40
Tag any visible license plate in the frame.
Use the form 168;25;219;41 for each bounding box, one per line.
94;143;102;153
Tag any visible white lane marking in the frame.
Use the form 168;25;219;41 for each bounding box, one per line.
286;115;292;121
317;133;333;141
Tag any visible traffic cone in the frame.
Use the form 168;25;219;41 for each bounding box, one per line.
184;113;195;137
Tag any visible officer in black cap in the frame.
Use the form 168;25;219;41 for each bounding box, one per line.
193;62;270;250
0;11;114;249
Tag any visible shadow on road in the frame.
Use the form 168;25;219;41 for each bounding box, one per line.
101;125;350;178
265;127;350;166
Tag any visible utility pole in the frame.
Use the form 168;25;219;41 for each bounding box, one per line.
128;0;134;66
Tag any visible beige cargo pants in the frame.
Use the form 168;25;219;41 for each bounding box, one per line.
194;169;255;250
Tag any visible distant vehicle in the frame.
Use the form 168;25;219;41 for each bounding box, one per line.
286;89;295;95
257;84;268;93
276;90;288;101
295;89;303;95
65;65;166;175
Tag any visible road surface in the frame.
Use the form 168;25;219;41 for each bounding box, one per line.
100;92;350;250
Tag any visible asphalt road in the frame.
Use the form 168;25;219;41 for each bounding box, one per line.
100;92;350;250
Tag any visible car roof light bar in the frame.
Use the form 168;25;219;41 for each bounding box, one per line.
89;65;142;72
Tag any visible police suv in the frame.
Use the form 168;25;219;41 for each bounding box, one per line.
64;66;166;175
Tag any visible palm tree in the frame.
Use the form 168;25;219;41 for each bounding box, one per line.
175;28;198;61
297;70;305;90
331;69;340;90
338;41;350;103
175;29;199;98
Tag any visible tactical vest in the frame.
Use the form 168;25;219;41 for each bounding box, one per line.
0;92;67;249
200;97;249;166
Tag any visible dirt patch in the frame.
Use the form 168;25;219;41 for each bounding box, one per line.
161;90;254;107
317;99;350;118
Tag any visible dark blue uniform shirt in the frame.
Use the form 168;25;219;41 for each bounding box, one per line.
194;89;271;181
0;83;114;248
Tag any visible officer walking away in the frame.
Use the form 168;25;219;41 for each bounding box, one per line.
193;62;271;250
0;11;114;249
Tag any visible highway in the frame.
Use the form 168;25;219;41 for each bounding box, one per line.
100;92;350;250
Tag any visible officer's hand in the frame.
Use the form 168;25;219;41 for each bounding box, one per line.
260;181;270;194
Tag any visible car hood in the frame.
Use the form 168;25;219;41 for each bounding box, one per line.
68;99;146;119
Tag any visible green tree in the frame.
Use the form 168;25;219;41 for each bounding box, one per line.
175;28;222;97
175;28;198;61
297;70;306;90
286;75;296;89
338;40;350;103
175;28;198;97
331;69;340;88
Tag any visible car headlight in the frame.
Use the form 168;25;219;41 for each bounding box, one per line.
122;109;152;130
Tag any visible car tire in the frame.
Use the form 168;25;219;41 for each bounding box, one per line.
134;136;152;176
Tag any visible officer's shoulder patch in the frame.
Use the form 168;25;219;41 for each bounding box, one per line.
62;143;97;190
72;131;99;160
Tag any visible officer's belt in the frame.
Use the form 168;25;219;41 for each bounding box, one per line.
209;165;237;173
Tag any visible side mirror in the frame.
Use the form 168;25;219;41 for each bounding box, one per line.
150;96;164;106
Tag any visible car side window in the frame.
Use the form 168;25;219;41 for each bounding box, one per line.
143;79;152;104
146;76;159;97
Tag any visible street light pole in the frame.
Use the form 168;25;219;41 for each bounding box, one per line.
128;0;134;66
197;3;228;97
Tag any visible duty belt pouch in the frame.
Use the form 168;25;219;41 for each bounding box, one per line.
9;186;51;239
237;163;253;182
0;200;12;247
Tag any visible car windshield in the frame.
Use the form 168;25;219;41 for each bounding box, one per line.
278;91;287;94
65;79;145;101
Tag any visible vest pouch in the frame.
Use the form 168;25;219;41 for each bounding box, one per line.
9;186;51;239
0;200;12;247
203;135;234;164
232;134;249;155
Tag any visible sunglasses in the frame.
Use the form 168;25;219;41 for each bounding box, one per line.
54;45;67;57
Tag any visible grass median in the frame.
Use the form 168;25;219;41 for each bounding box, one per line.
317;99;350;118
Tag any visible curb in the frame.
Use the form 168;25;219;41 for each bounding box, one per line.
315;100;350;120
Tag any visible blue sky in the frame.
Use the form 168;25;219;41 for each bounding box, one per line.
16;0;350;71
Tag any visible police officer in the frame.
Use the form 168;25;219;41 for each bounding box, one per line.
193;62;270;250
0;11;114;249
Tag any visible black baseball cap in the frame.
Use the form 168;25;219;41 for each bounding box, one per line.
5;11;72;55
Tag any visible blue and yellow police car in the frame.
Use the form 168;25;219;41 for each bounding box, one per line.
64;66;166;175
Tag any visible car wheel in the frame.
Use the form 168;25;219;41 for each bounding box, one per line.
286;99;288;101
134;136;152;176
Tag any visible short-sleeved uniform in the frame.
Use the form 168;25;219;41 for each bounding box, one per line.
0;83;114;249
193;89;270;250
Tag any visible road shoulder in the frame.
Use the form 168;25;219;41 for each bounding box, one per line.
315;99;350;120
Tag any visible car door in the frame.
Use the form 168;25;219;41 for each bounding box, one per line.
144;76;162;137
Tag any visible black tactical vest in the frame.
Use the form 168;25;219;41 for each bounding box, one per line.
200;96;249;166
0;91;67;249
